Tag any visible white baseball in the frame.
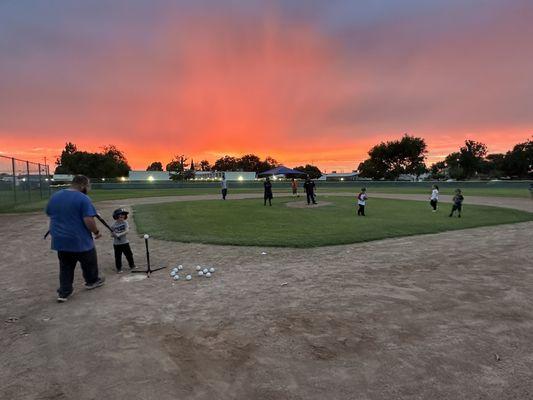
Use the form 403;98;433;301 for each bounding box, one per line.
143;234;149;239
205;272;212;278
170;270;177;276
173;275;180;280
178;265;183;270
186;275;192;280
198;271;204;276
203;268;208;274
209;267;215;273
195;266;201;271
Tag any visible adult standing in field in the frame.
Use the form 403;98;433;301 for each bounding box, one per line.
221;174;228;200
429;184;439;212
46;175;105;302
303;176;317;205
291;178;299;197
357;188;368;216
263;177;273;206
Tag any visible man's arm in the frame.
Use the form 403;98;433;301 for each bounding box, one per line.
83;216;102;239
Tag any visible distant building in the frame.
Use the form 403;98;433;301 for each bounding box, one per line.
320;171;359;181
222;171;256;181
128;171;171;181
193;171;224;180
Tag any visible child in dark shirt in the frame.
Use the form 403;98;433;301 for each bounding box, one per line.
449;189;464;218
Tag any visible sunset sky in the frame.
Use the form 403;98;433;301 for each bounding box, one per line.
1;0;532;172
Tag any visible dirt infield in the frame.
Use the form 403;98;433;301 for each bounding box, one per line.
1;194;532;399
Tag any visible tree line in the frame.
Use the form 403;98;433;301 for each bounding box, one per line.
357;135;532;180
54;136;531;180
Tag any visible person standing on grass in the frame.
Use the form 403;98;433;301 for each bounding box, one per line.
449;189;464;218
291;178;299;197
111;208;136;273
303;176;317;205
357;188;368;216
45;175;105;303
264;177;273;206
430;184;439;212
221;174;228;200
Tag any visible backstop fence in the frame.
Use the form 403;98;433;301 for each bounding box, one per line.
0;155;52;209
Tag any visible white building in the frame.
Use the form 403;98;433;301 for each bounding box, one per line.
222;171;256;181
128;171;171;181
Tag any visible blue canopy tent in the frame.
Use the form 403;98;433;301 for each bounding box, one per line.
257;166;306;177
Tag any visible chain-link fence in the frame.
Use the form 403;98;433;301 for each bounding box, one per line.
0;155;52;209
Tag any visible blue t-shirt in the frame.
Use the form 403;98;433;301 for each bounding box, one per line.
45;189;97;252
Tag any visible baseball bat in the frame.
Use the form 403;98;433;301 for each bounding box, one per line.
95;214;114;233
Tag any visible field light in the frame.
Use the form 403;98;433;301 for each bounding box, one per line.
238;176;243;181
101;178;106;181
120;177;126;182
148;176;154;182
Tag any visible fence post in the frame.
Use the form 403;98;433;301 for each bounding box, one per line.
47;165;52;197
26;160;31;201
38;163;43;199
11;157;16;203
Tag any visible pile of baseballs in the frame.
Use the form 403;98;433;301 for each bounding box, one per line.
170;264;216;282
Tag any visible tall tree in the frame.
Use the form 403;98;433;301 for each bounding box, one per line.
54;143;130;178
199;160;211;171
166;155;188;172
213;155;239;171
238;154;262;171
358;134;428;179
458;140;487;178
502;139;533;178
146;162;163;171
293;164;322;179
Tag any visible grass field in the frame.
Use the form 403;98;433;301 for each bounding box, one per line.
133;196;533;247
1;182;531;214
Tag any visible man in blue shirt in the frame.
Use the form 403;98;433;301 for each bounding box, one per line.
46;175;105;302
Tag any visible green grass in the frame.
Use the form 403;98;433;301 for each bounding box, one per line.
1;183;530;214
133;196;533;248
315;186;531;198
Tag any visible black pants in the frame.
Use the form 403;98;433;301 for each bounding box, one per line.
222;188;227;200
430;199;438;210
114;243;135;271
357;204;365;216
264;193;272;206
306;192;316;204
57;248;100;297
449;204;462;216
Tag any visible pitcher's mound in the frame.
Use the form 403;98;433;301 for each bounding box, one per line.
286;201;333;209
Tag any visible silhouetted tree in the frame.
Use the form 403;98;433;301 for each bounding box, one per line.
146;162;163;171
358;134;428;179
293;164;322;179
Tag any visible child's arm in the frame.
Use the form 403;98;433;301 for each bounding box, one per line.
114;221;130;238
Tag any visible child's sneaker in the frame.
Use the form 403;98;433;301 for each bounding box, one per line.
57;296;68;303
117;269;123;274
129;265;137;270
